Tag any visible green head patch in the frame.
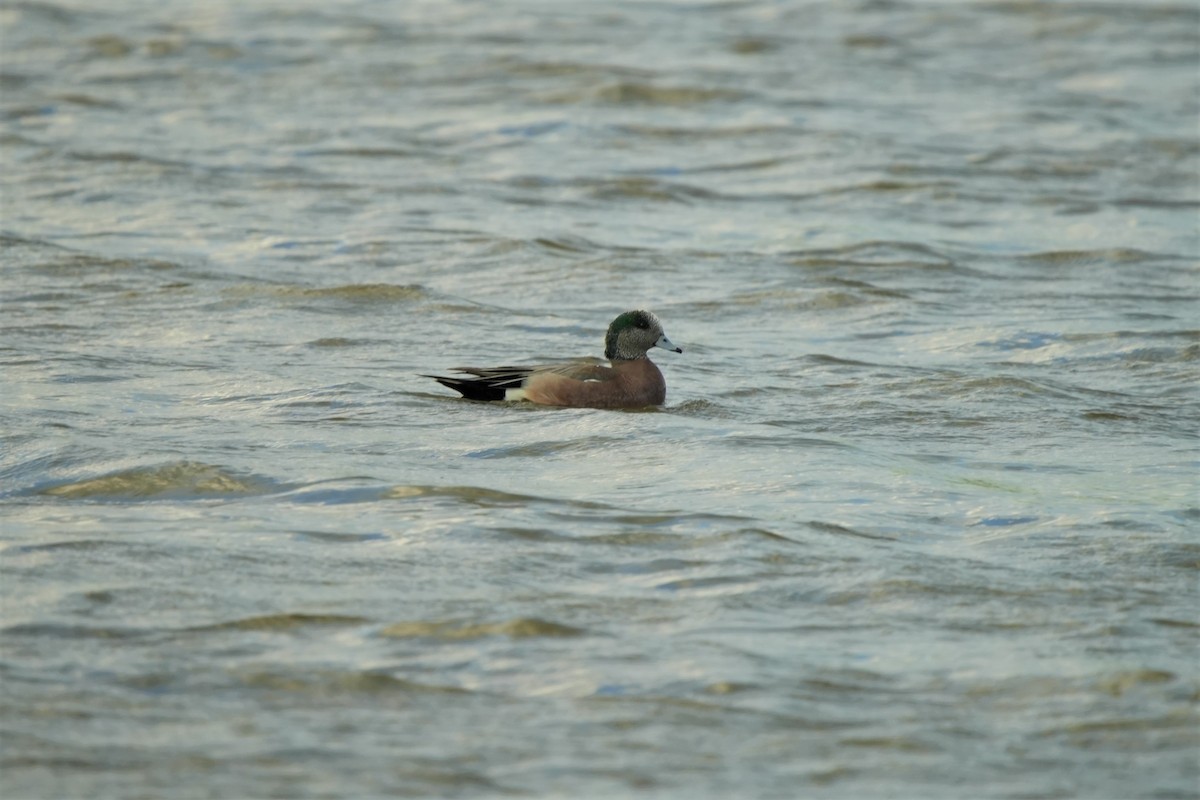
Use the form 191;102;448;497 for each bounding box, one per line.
605;310;658;360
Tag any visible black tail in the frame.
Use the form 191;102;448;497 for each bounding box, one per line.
424;375;508;402
424;366;532;402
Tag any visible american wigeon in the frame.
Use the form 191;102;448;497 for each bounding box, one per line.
426;310;682;408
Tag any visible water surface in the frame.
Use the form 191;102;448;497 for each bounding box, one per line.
2;1;1198;798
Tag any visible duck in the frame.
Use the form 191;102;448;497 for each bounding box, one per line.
426;310;682;408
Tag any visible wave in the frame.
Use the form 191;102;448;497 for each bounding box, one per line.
38;461;277;500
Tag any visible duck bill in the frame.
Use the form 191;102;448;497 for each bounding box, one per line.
655;334;683;354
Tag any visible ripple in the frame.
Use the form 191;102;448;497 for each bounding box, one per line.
238;669;470;696
588;81;744;106
788;240;959;270
384;483;602;510
38;461;276;500
807;520;898;542
190;613;370;632
1015;248;1177;266
583;176;721;204
3;623;142;640
223;282;427;306
379;617;586;640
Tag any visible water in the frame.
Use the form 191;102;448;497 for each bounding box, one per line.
2;1;1198;798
